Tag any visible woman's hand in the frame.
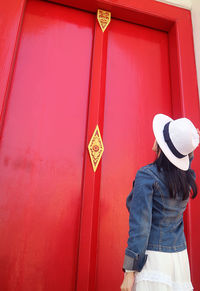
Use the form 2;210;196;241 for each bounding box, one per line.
120;271;135;291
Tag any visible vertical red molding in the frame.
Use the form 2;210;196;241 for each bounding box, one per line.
168;12;200;289
0;0;27;129
76;16;108;291
168;23;183;118
175;15;200;290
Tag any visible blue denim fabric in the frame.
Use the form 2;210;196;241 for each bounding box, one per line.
123;158;195;272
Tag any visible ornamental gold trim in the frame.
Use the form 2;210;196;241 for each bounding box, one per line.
88;125;104;172
97;9;111;32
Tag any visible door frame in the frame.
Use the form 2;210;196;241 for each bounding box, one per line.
0;0;199;290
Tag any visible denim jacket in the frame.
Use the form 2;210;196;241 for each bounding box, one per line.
123;156;195;272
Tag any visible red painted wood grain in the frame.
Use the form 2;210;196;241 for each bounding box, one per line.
95;17;172;290
0;1;94;290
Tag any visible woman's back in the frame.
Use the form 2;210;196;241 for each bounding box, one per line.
121;114;199;291
143;163;188;252
125;163;189;270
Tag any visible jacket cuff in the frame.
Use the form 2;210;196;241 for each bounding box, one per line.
122;254;136;272
122;252;148;272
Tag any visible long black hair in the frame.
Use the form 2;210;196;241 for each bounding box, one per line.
154;143;197;201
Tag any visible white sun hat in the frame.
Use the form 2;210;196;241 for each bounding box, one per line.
153;114;199;170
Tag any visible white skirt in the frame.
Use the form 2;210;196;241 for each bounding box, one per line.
132;249;194;291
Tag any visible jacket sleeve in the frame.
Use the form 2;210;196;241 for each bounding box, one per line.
122;168;154;272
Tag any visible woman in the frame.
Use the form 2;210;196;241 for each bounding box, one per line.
120;113;200;291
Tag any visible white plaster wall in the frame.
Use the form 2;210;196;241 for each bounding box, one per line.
155;0;192;9
156;0;200;100
191;0;200;100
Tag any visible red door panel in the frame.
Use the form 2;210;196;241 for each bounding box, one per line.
0;0;181;290
95;19;172;290
0;1;94;290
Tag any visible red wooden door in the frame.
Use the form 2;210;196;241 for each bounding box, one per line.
94;18;172;290
0;1;94;290
0;0;179;290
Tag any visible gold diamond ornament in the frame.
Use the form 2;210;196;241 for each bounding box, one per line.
88;125;104;172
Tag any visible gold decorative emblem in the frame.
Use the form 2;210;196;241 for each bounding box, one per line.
97;9;111;32
88;125;104;172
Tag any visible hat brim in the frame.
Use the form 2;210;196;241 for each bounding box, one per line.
153;114;189;171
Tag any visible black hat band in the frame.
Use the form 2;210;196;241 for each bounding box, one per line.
163;122;187;159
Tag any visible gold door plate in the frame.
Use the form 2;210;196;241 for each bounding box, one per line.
88;125;104;172
97;9;111;32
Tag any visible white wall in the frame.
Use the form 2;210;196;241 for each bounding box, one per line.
156;0;200;100
191;0;200;100
155;0;192;9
